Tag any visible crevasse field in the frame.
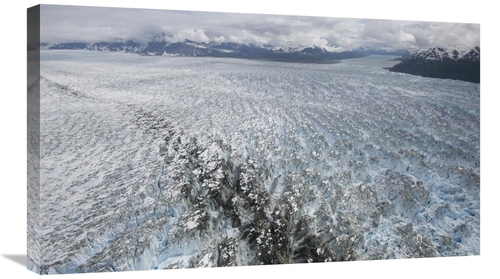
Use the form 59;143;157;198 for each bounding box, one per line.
30;50;479;274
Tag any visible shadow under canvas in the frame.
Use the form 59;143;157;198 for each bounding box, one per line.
2;254;27;268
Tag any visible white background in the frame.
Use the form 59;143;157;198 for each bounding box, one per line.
0;1;496;278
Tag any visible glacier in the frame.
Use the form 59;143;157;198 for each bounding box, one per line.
28;50;480;274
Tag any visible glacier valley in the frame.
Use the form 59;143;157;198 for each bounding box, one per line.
29;51;480;274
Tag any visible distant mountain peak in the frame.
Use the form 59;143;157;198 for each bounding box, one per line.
415;45;480;62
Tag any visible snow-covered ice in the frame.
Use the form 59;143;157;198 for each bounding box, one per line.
29;50;480;274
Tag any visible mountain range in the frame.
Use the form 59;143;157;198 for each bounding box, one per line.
29;37;480;82
37;38;365;63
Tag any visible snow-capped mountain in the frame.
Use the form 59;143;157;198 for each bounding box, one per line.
43;35;365;63
210;42;271;57
271;44;346;53
88;41;142;53
47;42;89;50
413;45;480;61
47;41;142;53
145;39;214;56
267;45;364;62
389;45;480;83
141;38;362;61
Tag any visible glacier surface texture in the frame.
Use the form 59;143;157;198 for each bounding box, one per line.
29;51;480;274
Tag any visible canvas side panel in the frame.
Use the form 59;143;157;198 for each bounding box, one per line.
27;5;42;274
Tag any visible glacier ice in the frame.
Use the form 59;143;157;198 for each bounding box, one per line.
29;51;480;274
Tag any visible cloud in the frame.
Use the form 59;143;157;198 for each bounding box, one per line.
165;29;210;43
358;20;480;49
225;29;270;44
212;35;226;43
40;5;480;50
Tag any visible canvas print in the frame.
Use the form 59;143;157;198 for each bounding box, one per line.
27;4;480;275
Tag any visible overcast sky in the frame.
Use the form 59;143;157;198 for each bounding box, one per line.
40;4;480;50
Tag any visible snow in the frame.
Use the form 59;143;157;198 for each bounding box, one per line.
415;45;479;61
31;50;480;274
271;44;344;53
185;220;198;230
200;253;212;267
